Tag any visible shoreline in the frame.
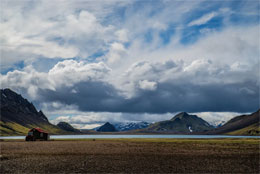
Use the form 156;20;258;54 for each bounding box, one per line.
1;134;260;141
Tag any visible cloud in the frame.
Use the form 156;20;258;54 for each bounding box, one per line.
1;0;258;70
2;55;258;114
0;60;111;99
106;42;127;65
115;29;129;42
0;0;132;71
139;80;157;91
1;25;259;114
48;60;111;88
0;0;259;123
197;112;246;126
188;12;218;27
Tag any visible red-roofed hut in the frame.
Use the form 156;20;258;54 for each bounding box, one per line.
25;128;49;141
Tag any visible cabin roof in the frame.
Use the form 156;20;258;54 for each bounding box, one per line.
29;127;48;133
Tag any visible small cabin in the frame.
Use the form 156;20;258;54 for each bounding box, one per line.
25;128;49;141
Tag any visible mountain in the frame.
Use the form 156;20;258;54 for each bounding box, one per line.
57;122;81;133
207;120;227;128
208;109;260;135
97;122;117;132
147;112;214;133
0;88;67;136
114;121;150;131
215;120;227;128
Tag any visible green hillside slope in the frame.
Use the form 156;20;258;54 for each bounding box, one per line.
227;123;260;135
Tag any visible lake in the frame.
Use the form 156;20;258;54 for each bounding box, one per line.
1;134;260;139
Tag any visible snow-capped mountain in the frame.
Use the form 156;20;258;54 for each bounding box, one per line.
208;120;227;128
113;121;150;131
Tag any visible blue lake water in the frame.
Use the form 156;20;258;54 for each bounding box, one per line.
0;134;260;139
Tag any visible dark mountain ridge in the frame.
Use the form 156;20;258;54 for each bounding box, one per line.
1;89;48;125
0;88;67;135
147;112;214;133
57;122;81;133
97;122;117;132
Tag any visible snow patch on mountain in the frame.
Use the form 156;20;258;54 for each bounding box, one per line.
209;120;227;128
113;121;150;131
188;126;193;132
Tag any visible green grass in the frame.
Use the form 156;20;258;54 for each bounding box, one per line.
0;121;69;136
227;123;260;135
0;121;29;136
38;123;67;134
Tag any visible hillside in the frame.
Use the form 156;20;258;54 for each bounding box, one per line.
0;88;67;136
227;123;260;135
57;122;81;133
208;109;260;135
147;112;214;133
97;122;117;132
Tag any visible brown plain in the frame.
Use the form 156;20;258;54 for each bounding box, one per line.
0;139;259;173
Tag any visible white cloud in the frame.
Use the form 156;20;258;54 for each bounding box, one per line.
139;80;157;91
48;60;111;87
115;29;129;42
76;124;102;129
0;60;111;99
183;59;212;72
0;0;131;69
188;12;218;27
106;42;127;65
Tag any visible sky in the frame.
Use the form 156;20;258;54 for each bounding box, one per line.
0;0;259;129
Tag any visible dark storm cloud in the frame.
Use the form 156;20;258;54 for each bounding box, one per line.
38;81;125;112
38;80;259;114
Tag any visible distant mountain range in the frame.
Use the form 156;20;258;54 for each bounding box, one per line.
1;88;259;136
0;89;78;136
94;112;214;133
107;111;259;135
146;112;214;133
92;121;150;132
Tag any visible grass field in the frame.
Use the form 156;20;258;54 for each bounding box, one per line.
0;139;259;173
